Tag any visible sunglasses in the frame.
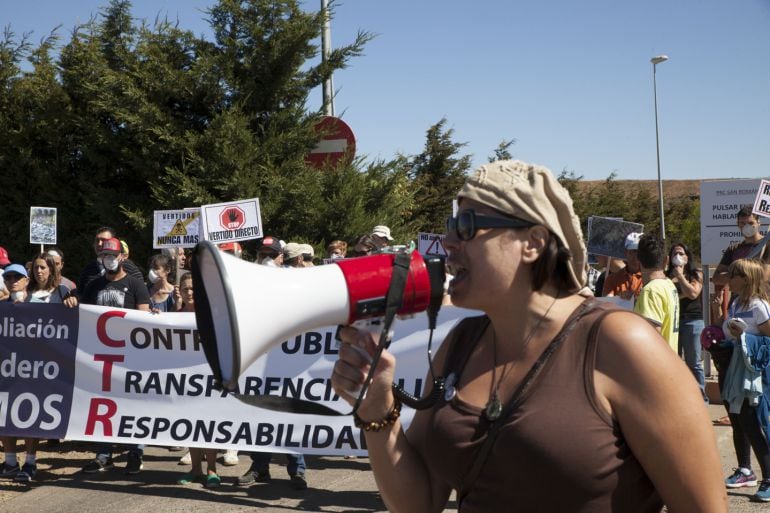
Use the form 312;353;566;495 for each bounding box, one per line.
729;270;746;279
446;209;534;241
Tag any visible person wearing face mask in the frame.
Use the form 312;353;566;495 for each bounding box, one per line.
255;236;284;267
146;253;176;312
78;226;143;294
666;242;707;402
714;206;770;289
326;240;347;261
63;237;151;475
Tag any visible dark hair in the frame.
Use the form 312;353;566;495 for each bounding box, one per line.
737;206;759;221
637;232;666;270
94;226;116;237
531;232;574;292
28;253;61;292
149;253;171;270
665;242;700;281
179;271;193;285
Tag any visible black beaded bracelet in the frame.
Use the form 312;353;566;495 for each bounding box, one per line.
353;398;402;432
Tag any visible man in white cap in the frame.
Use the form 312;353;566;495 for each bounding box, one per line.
371;225;394;250
602;231;643;300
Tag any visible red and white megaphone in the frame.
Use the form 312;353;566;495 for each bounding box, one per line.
191;241;445;391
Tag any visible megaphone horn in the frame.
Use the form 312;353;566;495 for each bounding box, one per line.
191;241;444;391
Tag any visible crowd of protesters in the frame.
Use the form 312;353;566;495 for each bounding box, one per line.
585;205;770;502
3;200;770;505
0;224;396;489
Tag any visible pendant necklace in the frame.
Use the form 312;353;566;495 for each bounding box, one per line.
485;294;560;421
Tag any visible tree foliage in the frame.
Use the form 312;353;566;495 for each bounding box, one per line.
406;118;472;234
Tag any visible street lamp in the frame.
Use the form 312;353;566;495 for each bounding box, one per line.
651;54;668;240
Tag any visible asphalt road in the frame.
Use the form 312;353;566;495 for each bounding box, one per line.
0;403;764;512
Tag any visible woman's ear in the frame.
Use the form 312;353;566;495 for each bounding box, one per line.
520;225;550;264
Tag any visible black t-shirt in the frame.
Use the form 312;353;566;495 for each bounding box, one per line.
78;259;144;297
81;274;150;309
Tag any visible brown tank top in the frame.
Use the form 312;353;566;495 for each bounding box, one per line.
421;299;663;513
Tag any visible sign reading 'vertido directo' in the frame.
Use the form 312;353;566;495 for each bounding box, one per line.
200;198;263;244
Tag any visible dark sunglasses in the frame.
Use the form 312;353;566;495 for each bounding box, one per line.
446;209;534;241
729;269;746;279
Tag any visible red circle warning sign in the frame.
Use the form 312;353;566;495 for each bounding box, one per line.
220;206;246;230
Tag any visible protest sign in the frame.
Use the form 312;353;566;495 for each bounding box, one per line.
586;217;644;259
29;206;57;245
200;198;262;244
752;179;770;219
153;209;201;249
417;232;447;257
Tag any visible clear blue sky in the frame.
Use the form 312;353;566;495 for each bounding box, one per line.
3;0;769;181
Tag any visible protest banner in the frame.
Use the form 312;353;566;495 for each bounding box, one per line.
0;302;471;456
200;198;263;244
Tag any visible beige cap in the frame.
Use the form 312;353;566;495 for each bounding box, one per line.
372;225;393;240
283;242;304;260
300;243;314;257
457;160;586;291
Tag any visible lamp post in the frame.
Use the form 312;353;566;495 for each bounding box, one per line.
651;54;668;241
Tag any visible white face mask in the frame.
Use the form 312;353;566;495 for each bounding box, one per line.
147;269;161;284
10;291;26;303
261;257;276;267
101;255;120;272
742;224;758;238
330;253;344;260
671;254;685;267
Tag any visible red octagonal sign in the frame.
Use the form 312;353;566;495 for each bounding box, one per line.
220;206;246;230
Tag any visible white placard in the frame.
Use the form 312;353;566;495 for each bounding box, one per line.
200;198;262;244
752;179;770;219
417;232;447;257
152;208;201;248
29;206;57;245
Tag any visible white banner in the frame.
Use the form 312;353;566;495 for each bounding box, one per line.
700;179;765;264
64;305;472;455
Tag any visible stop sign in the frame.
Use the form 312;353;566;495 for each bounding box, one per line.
219;206;245;230
306;116;356;169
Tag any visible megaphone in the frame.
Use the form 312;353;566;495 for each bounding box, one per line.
192;241;445;391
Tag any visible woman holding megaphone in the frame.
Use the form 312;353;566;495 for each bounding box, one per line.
332;160;726;513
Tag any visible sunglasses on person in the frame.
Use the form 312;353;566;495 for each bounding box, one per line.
446;209;534;241
728;269;746;279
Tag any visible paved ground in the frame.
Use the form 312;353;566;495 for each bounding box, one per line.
0;402;763;512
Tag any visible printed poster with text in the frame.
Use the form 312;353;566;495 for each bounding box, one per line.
200;199;262;244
